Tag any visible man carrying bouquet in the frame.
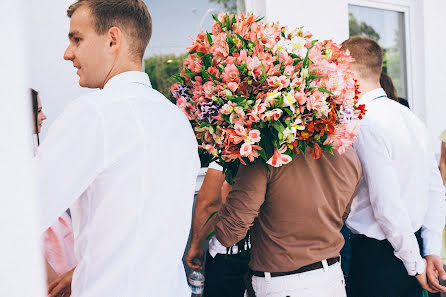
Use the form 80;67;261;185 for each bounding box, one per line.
213;150;361;297
342;36;446;297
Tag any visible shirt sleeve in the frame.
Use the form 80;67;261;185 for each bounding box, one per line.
421;138;446;256
214;163;268;247
34;98;105;234
354;125;425;276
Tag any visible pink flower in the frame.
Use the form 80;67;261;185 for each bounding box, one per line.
294;91;307;105
240;142;252;156
210;33;229;59
227;82;239;93
183;54;202;73
248;129;261;143
221;101;237;115
260;109;283;122
267;75;290;90
222;64;240;84
267;145;292;167
212;22;222;36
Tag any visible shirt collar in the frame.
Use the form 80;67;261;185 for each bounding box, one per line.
358;88;387;106
103;71;152;90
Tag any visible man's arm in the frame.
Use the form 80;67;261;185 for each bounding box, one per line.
214;163;268;247
354;126;426;276
440;142;446;185
35;98;105;234
422;143;446;292
185;168;225;270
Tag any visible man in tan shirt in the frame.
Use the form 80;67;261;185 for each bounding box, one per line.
214;147;361;297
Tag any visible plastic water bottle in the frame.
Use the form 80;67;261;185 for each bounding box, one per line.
188;271;205;297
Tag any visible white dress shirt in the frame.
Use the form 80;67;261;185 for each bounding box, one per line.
35;71;200;297
346;88;445;276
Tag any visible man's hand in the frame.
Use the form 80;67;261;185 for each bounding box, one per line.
47;267;75;297
415;259;438;293
425;254;446;292
185;244;205;270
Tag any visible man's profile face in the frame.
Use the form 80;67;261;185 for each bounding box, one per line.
63;5;112;89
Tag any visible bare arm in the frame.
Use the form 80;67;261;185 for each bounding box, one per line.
185;168;225;269
440;142;446;185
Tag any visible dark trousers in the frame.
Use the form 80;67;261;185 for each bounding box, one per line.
350;230;423;297
203;251;250;297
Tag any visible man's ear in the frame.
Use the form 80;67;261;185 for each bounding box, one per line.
107;27;122;53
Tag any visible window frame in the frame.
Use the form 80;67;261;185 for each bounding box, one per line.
347;0;422;115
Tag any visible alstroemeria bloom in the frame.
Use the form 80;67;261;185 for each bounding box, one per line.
267;145;292;167
267;75;290;90
240;143;262;162
260;109;283;122
265;90;281;107
282;91;296;112
221;102;237;115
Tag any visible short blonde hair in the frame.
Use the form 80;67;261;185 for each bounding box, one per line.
67;0;152;60
341;36;383;80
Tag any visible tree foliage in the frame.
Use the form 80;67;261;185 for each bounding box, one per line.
143;53;187;103
349;12;380;41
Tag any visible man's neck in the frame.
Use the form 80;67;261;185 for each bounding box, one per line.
358;80;381;99
101;62;142;89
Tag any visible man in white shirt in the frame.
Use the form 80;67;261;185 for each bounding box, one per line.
185;162;251;297
35;1;200;296
342;36;446;296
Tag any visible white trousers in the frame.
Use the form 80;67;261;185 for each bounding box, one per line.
252;261;346;297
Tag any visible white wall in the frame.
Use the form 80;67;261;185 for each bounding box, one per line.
423;0;446;148
26;0;90;139
0;1;46;295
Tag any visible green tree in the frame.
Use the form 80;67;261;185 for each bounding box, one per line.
143;53;187;103
349;12;381;41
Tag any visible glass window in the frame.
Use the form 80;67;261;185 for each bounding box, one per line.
143;0;245;102
348;4;408;101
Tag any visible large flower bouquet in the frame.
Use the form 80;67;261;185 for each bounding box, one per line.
172;12;365;183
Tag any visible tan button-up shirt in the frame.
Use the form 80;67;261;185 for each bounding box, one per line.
214;148;361;272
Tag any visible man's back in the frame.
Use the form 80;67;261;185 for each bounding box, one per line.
38;72;200;297
215;147;361;273
347;96;439;240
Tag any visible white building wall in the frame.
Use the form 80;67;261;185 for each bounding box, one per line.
26;0;89;139
0;1;46;295
423;0;446;148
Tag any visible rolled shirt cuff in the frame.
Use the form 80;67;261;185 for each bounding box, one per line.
402;254;426;276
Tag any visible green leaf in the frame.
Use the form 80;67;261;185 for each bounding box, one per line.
259;60;268;84
212;14;223;27
308;74;326;80
204;211;218;227
235;33;248;47
273;121;285;133
256;16;265;22
206;229;216;241
317;87;334;96
258;147;267;161
206;32;213;45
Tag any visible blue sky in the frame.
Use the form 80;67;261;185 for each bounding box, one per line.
144;0;228;56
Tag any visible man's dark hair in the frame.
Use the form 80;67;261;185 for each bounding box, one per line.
67;0;152;60
341;36;383;81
